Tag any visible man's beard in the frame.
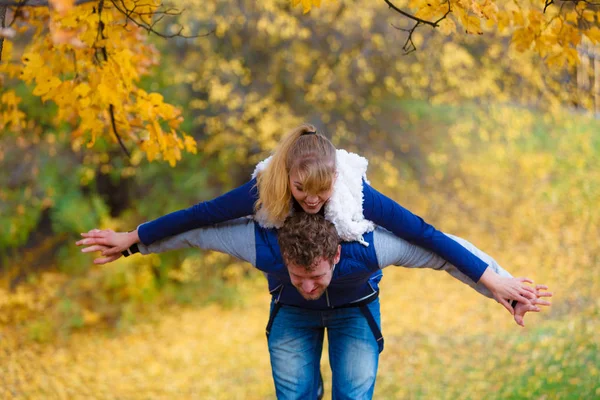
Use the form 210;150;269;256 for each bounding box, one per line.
296;286;326;301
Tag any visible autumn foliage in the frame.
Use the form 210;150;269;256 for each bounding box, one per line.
1;0;599;164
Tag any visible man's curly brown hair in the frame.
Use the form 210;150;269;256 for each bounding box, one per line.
277;213;340;270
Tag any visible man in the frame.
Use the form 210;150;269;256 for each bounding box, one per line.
78;213;551;400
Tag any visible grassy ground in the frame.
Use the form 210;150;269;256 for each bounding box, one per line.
2;265;598;399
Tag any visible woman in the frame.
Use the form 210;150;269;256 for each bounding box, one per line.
84;123;536;310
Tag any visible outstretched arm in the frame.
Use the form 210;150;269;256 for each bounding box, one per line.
81;179;259;256
78;218;259;266
373;228;552;325
363;183;536;304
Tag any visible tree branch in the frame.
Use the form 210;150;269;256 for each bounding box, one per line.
109;104;130;158
383;0;441;27
392;21;420;54
109;0;212;39
97;0;130;158
385;0;452;54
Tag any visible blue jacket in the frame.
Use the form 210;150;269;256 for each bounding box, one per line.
138;179;489;282
255;228;382;310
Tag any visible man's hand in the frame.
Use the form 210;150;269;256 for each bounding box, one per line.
77;241;123;264
76;228;139;257
513;284;553;327
479;268;538;314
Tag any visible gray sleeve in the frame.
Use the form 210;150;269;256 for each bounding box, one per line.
373;228;512;299
137;218;257;266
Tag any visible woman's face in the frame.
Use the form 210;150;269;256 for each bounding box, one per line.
289;169;334;214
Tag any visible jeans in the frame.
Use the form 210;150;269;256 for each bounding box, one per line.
267;298;381;400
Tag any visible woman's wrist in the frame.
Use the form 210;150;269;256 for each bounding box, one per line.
478;267;496;289
126;229;140;246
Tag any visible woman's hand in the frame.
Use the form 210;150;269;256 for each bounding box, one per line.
76;228;139;257
513;284;553;327
478;268;538;314
77;242;123;265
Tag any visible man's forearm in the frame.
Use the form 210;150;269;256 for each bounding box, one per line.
137;218;257;266
374;228;512;299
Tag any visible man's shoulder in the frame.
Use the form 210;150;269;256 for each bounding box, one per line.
340;231;378;262
253;223;283;261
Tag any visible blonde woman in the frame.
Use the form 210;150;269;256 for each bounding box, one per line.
86;123;537;309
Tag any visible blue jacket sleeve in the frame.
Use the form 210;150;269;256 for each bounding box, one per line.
137;178;259;246
362;182;488;282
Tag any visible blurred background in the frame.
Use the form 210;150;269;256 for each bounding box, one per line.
1;0;599;398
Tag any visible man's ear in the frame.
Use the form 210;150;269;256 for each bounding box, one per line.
333;244;341;265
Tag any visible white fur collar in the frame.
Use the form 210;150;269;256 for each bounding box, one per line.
251;149;374;245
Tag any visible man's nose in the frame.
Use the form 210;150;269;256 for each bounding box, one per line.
302;280;316;293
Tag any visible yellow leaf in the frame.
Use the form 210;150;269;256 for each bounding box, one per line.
74;83;91;98
512;10;525;26
183;134;197;154
546;52;566;68
438;18;457;36
565;11;578;24
33;76;62;97
512;27;534;51
303;0;312;14
497;12;510;32
582;10;595;22
147;92;164;106
461;14;483;34
409;0;428;9
564;47;579;66
292;0;322;14
97;82;120;106
585;27;600;44
482;2;498;21
21;53;44;82
141;140;160;163
415;6;440;22
470;2;483;18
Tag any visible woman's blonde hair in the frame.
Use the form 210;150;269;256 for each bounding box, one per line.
255;123;337;226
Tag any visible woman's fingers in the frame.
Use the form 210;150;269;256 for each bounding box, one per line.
80;229;112;238
520;289;537;300
77;237;111;246
516;294;533;305
81;245;109;253
102;246;124;256
521;285;537;295
76;229;122;265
